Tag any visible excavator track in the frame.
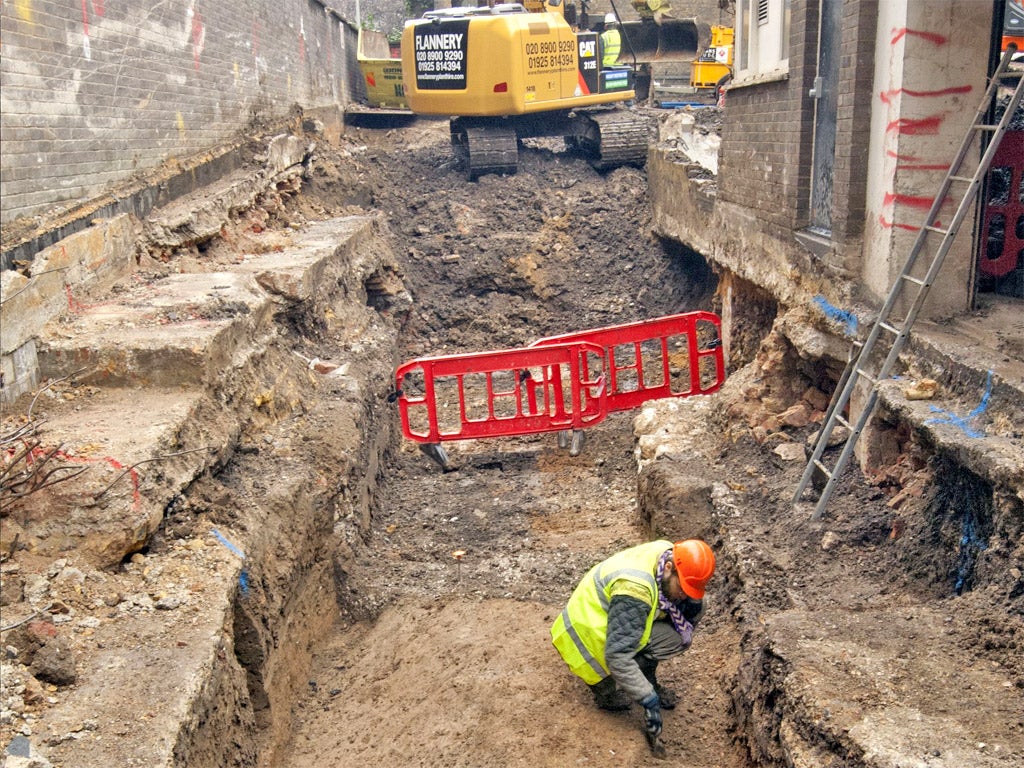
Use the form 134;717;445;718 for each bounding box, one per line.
451;120;519;180
449;109;649;180
579;109;650;171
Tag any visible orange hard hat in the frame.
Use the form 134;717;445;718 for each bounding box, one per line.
672;539;716;600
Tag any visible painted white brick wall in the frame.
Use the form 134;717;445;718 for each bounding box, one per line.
0;0;358;226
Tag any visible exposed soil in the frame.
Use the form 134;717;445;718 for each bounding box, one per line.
269;116;1022;765
271;115;750;767
2;110;1021;768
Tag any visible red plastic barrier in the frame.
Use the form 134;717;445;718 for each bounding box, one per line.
530;311;725;412
395;342;607;443
981;131;1023;278
393;312;724;444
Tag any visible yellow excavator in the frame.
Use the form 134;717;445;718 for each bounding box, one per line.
400;0;653;179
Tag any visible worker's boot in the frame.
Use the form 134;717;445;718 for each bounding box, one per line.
588;677;632;711
636;654;678;709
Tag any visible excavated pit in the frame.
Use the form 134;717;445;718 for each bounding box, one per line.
2;114;1022;768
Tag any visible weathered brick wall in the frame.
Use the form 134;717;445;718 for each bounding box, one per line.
0;0;360;227
717;0;817;230
717;0;878;242
829;0;877;241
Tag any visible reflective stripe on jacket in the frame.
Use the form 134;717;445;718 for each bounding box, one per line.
550;540;671;684
600;28;621;66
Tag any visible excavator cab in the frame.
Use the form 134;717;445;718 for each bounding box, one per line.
586;1;700;102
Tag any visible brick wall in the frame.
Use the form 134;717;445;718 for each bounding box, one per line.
829;0;877;241
717;0;878;244
717;0;817;230
0;0;360;227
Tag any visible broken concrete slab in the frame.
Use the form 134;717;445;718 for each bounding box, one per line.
25;308;401;767
7;387;218;566
36;215;398;391
32;538;250;768
37;271;274;388
1;198;407;767
744;607;1024;768
142;135;311;252
1;215;137;372
263;134;311;178
9;214;405;569
233;215;388;304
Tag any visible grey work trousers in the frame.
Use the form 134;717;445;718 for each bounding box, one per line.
640;619;690;661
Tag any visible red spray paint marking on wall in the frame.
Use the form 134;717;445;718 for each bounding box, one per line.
886;115;945;135
879;84;972;105
886;150;951;172
879;215;925;232
878;26;953;231
192;9;206;70
80;0;103;34
879;189;949;230
883;192;943;210
890;28;948;46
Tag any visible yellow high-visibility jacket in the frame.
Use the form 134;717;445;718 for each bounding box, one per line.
600;28;621;67
550;540;670;684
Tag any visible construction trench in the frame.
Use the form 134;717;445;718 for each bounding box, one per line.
1;112;1023;768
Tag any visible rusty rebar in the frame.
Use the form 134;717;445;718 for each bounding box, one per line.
27;368;88;422
91;446;215;501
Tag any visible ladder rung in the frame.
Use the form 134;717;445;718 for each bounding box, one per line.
900;274;926;287
948;175;975;184
879;320;902;335
974;124;999;132
854;368;878;385
812;458;831;475
995;70;1021;80
924;225;949;235
834;413;852;430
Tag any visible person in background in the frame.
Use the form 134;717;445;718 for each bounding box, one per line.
600;12;622;67
550;539;716;756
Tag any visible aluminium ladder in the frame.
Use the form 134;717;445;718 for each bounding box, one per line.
795;44;1024;518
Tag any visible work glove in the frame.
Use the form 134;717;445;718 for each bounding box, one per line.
640;691;666;758
640;692;662;739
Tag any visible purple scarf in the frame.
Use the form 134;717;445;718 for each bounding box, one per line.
657;549;694;647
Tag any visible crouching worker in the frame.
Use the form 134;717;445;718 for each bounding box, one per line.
550;539;715;755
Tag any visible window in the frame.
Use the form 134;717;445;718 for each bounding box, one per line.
735;0;791;82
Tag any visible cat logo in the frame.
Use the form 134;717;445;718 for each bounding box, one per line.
578;40;596;58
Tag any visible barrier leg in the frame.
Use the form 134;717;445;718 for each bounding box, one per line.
569;429;586;457
419;443;453;472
